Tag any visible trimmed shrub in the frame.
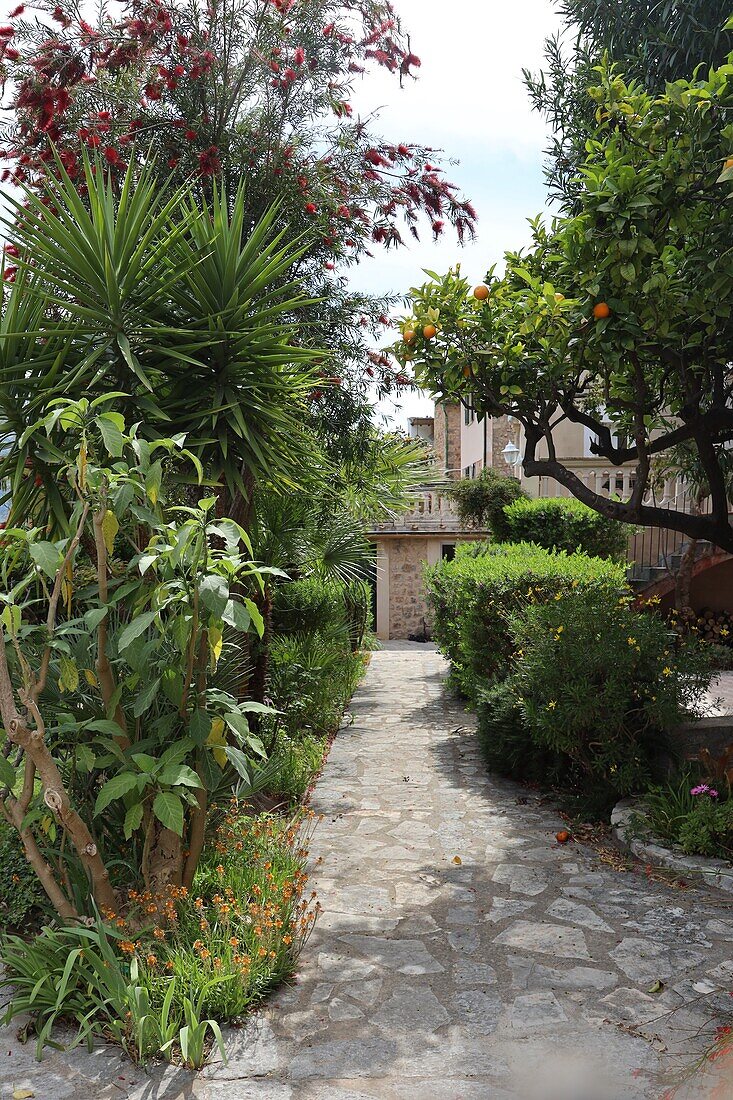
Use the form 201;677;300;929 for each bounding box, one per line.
425;542;627;698
509;591;712;798
272;578;371;651
476;680;571;786
449;469;526;540
503;497;632;560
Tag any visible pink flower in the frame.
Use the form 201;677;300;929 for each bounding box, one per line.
691;784;718;798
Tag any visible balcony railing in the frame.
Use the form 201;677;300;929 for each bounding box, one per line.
367;489;476;536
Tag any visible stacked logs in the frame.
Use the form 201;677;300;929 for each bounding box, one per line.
669;606;733;647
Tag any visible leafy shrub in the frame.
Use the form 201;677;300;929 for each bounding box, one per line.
272;578;371;651
645;778;733;858
509;591;712;798
449;469;527;539
426;542;627;698
503;497;632;560
0;808;318;1062
476;680;571;785
0;820;45;928
267;631;364;742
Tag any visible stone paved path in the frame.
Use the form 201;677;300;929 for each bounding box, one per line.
4;643;733;1098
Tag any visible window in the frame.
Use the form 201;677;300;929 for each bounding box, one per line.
441;544;456;561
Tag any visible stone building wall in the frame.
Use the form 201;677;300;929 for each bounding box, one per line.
388;537;432;639
490;415;517;470
433;401;462;479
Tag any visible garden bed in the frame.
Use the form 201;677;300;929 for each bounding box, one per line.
611;798;733;895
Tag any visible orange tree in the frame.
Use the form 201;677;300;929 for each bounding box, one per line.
394;55;733;553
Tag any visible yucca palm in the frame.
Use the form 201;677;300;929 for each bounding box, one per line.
0;155;324;532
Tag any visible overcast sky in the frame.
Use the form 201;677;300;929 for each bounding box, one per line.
349;0;563;428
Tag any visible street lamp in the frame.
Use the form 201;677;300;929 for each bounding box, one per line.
501;441;521;469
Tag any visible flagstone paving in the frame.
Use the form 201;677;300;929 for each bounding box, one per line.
4;642;733;1098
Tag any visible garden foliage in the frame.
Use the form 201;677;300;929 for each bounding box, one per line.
449;469;526;539
425;542;626;697
502;497;632;560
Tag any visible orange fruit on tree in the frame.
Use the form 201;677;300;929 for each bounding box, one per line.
403;329;416;343
725;157;733;169
593;302;611;320
462;365;472;378
423;324;437;340
473;285;489;301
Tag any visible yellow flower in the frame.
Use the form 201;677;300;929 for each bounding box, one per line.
555;625;564;634
627;637;636;646
662;666;672;676
546;700;557;710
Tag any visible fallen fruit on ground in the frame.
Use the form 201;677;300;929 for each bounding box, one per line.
556;829;571;844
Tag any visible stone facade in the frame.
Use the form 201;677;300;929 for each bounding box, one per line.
490;414;518;470
385;537;432;640
433;401;461;479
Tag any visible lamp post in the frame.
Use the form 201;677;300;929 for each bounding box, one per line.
501;440;521;470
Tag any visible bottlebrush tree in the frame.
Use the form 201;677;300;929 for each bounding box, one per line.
0;0;476;395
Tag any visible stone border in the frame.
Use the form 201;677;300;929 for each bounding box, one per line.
611;798;733;895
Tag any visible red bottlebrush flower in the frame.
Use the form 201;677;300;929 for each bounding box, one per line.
432;219;444;236
304;202;317;215
55;87;70;113
366;366;374;376
398;144;410;156
269;59;280;73
8;5;23;16
293;45;305;65
173;64;184;76
79;19;94;34
297;175;308;189
322;22;334;36
176;34;188;48
336;204;349;218
3;265;17;281
4;45;17;58
283;67;296;82
4;243;18;257
129;118;142;131
168;156;179;168
144;82;162;100
77;127;90;141
97;110;110;120
198;145;221;175
103;147;120;165
51;5;65;21
0;24;14;35
184;128;197;141
86;134;101;148
324;261;334;270
364;148;389;168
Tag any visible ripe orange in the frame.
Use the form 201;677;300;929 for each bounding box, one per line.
423;324;437;340
555;829;571;844
462;365;472;378
725;157;733;169
593;302;611;320
473;285;489;301
403;329;416;343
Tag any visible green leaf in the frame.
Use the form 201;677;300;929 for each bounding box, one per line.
153;791;184;836
132;677;160;718
199;575;229;617
84;606;109;631
157;764;203;789
117;609;158;651
96;412;125;458
75;744;96;774
222;599;250;632
0;755;17;789
189;708;212;746
29;540;64;580
123;803;144;840
94;772;139;815
223;746;251;782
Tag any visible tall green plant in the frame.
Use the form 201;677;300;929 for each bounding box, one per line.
0;398;272;916
0;156;323;534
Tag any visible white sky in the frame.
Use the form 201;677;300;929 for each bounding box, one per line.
348;0;563;428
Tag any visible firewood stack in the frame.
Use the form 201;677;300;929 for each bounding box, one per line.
668;606;733;647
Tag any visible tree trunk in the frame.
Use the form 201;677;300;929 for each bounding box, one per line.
675;538;698;612
146;822;183;896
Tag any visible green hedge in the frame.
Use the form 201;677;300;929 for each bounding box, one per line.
271;578;371;651
425;542;627;698
502;497;632;560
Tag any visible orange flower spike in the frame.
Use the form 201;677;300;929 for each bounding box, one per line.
146;954;158;967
